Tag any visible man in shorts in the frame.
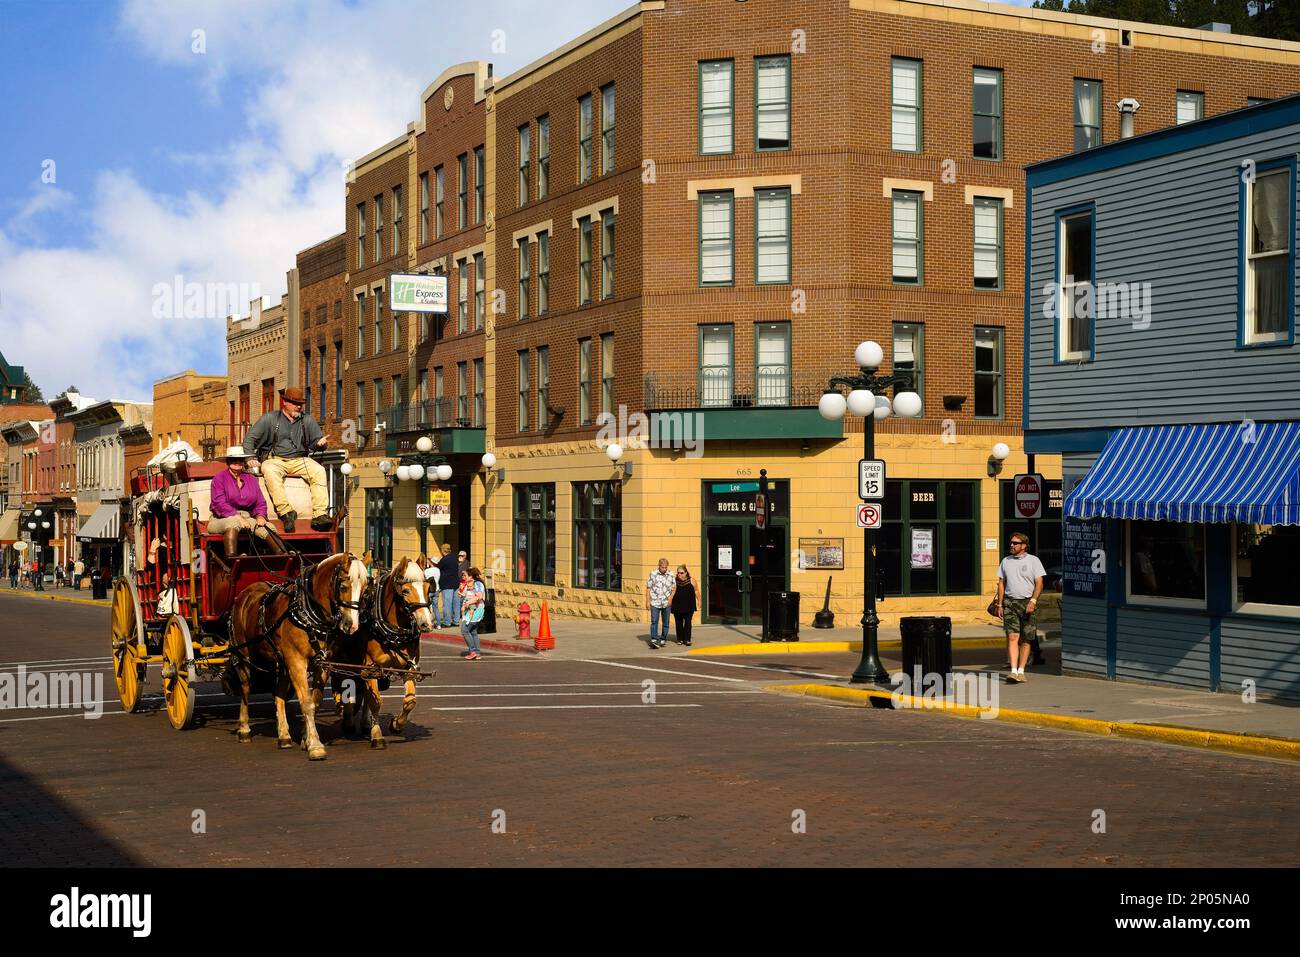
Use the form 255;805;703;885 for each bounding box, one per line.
996;533;1045;683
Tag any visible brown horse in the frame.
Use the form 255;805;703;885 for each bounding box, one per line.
228;552;368;760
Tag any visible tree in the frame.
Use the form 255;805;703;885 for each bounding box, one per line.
1032;0;1299;39
22;372;44;403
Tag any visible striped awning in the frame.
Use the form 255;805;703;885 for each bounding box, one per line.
77;503;121;541
0;508;19;543
1065;422;1300;525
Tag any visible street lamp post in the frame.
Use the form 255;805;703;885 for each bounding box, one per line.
819;340;923;684
393;435;453;557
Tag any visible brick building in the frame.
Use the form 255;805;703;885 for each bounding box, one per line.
226;297;290;447
295;233;348;446
153;370;227;460
333;0;1300;626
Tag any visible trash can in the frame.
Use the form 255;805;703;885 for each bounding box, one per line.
91;575;108;601
480;588;497;634
899;616;952;681
766;591;800;641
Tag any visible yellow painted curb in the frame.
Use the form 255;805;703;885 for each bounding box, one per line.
766;683;1300;762
0;590;108;608
690;636;1009;656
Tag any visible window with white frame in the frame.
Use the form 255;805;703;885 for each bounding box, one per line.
1074;79;1101;151
1235;524;1300;614
973;196;1002;289
1245;166;1291;344
891;58;921;152
700;191;733;285
1059;209;1093;359
892;322;923;412
699;60;733;154
1176;90;1203;125
755;55;790;151
1128;520;1205;605
755;188;791;284
892;190;922;284
699;324;733;407
755;322;790;407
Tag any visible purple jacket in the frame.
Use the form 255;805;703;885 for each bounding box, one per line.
210;468;268;520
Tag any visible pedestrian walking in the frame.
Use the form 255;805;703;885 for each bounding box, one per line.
669;564;697;646
8;559;18;590
458;566;487;660
996;533;1045;683
73;557;84;590
645;557;675;649
436;543;460;627
33;559;45;591
456;548;469;623
64;559;74;588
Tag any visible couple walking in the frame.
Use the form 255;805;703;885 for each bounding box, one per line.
645;558;697;649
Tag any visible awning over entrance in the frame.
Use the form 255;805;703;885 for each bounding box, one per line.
1065;422;1300;525
0;508;19;543
77;503;121;541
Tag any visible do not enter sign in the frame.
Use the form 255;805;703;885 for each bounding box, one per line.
1013;473;1044;519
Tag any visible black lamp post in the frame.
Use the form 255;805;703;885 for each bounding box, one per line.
394;435;452;558
819;340;923;684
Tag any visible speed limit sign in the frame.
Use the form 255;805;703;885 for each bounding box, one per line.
859;459;885;499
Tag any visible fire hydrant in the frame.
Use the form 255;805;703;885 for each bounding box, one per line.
514;601;531;641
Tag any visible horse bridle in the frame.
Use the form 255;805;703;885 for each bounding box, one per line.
366;565;428;657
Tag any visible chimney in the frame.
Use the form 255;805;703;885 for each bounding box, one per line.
1196;22;1231;34
1118;98;1141;139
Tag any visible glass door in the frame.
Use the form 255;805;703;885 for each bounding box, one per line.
705;525;745;623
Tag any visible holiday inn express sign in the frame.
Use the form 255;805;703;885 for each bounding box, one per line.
389;273;448;313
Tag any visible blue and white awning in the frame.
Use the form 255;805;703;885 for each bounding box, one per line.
1065;422;1300;525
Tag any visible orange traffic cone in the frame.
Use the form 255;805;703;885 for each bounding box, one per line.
534;600;555;651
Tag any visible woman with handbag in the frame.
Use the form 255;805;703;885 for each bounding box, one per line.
669;565;697;646
458;566;487;660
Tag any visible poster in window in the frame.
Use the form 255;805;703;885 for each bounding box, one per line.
718;546;733;571
798;537;844;570
910;528;934;569
429;487;451;526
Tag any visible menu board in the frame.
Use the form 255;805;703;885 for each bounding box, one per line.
1063;518;1106;598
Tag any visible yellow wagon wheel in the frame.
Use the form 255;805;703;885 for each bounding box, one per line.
162;615;197;730
110;578;145;713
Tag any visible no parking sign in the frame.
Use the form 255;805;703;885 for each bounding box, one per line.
856;503;882;529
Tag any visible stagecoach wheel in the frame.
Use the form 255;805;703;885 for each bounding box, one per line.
110;578;146;713
161;615;197;730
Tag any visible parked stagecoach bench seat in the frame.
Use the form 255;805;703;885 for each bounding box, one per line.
242;386;330;534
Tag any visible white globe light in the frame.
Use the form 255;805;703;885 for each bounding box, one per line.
481;452;497;470
606;443;623;463
873;395;893;420
992;442;1011;461
415;435;434;454
398;465;413;481
855;340;884;370
41;521;50;529
339;462;353;476
847;389;876;417
33;508;42;517
378;459;392;474
408;463;426;480
893;391;923;419
436;464;453;482
818;391;847;421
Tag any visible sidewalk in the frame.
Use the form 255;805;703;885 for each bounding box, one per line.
0;587;108;606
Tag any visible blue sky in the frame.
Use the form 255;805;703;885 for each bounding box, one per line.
0;0;1037;402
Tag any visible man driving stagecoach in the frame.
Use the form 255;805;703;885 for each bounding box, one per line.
242;386;331;533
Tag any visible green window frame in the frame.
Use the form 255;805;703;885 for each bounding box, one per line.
435;165;444;238
578;94;593;184
973;196;1003;290
601;214;615;299
754;55;790;152
457;361;468;424
579;337;592;426
517;350;530;432
473;252;485;330
473;358;485;428
538;114;550;198
514;484;556;585
973;67;1003;161
754;321;790;407
881;480;981;596
600;332;614;416
699;324;734;408
537;346;549;431
891;58;922;153
356;202;365;269
891;190;923;285
601;83;616;174
518;238;531;320
698;59;734;155
419;172;429;243
392;184;402;253
699;191;734;286
579;217;593;304
518;123;530;206
433;367;444;428
355;292;365;359
973;326;1003;419
457;262;468;334
755;187;791;284
474;146;484;223
374;194;383;263
538;230;550;315
573;480;622;591
457;153;468;229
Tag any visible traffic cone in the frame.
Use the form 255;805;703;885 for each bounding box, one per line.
534;600;555;651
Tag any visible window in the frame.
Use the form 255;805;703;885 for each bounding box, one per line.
600;333;614;415
355;292;365;358
318;347;327;420
434;367;444;427
418;369;428;421
538;114;550;199
1127;521;1205;606
392;374;404;424
891;58;922;152
573;480;622;591
973;196;1003;289
517;351;530;431
1176;90;1203;125
355;383;365;431
419;173;429;243
892;190;922;284
304;350;311;415
356;202;366;268
537;346;549;431
514;484;556;585
579;217;593;304
474;146;484;223
578;94;593;183
457;153;468;229
755;187;791;284
392;184;403;253
1074;79;1101;151
374;293;383;354
537;230;550;315
699;191;734;285
601;83;615;174
458;262;469;335
373;379;383;427
1235;524;1300;614
1247;97;1271;107
755;322;790;407
473;252;485;330
601;214;615;299
881;480;980;596
374;194;383;262
334;343;342;419
579;337;592;426
1058;208;1094;360
754;55;790;151
473;358;485;428
699;324;733;407
699;60;733;154
892;322;923;413
518;123;530;206
518;238;531;320
456;362;468;424
973;67;1002;160
392;296;400;351
1244;164;1292;345
974;327;1003;418
435;166;445;238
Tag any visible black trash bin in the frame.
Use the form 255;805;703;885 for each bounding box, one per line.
481;588;497;635
766;591;801;641
91;575;108;601
899;616;952;682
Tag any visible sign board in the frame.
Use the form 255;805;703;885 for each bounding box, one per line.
389;273;449;313
718;545;733;571
711;481;760;494
1063;518;1106;598
798;538;844;570
856;503;882;529
429;487;451;526
415;503;432;519
910;528;934;569
755;493;767;530
859;459;885;500
1013;473;1044;519
704;480;787;520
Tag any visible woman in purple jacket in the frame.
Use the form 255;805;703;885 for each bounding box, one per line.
208;447;284;556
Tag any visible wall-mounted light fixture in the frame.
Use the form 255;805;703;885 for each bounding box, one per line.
988;442;1011;477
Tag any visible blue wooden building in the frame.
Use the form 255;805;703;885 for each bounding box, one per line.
1025;95;1300;700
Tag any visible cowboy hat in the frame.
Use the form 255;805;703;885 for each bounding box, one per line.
279;386;307;405
222;446;253;460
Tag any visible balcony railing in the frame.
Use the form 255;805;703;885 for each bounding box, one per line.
379;400;476;433
645;371;827;411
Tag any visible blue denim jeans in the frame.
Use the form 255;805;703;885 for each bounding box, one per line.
649;605;670;643
461;617;481;654
440;588;457;626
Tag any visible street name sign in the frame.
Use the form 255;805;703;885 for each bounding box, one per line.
1013;473;1044;519
859;459;885;499
856;503;883;529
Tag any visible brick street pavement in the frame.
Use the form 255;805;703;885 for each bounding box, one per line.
1;591;1298;867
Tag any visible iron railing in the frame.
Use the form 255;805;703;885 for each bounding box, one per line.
644;372;828;410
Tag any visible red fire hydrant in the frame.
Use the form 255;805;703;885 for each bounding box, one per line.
515;601;531;641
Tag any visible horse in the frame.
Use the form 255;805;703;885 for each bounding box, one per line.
340;557;435;749
227;552;368;761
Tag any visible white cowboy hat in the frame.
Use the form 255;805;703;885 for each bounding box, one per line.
223;446;253;460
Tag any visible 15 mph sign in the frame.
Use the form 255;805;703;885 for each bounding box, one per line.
1013;473;1044;519
859;459;885;499
856;503;883;529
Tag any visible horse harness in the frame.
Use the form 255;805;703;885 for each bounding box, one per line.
256;559;362;662
367;567;429;659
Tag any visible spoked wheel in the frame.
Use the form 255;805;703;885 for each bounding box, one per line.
110;578;145;713
162;615;197;730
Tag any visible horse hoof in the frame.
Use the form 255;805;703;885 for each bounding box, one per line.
308;746;328;761
238;730;252;744
278;738;294;750
370;737;387;750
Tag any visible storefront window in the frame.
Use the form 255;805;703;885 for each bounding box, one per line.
514;484;556;585
573;480;622;591
364;487;393;569
881;480;979;596
1000;479;1063;587
1235;524;1300;611
1127;520;1204;604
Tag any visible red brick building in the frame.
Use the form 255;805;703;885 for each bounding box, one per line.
295;233;348;446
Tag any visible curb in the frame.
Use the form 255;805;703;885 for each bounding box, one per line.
766;682;1300;762
421;631;542;655
689;636;1010;656
0;589;109;608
